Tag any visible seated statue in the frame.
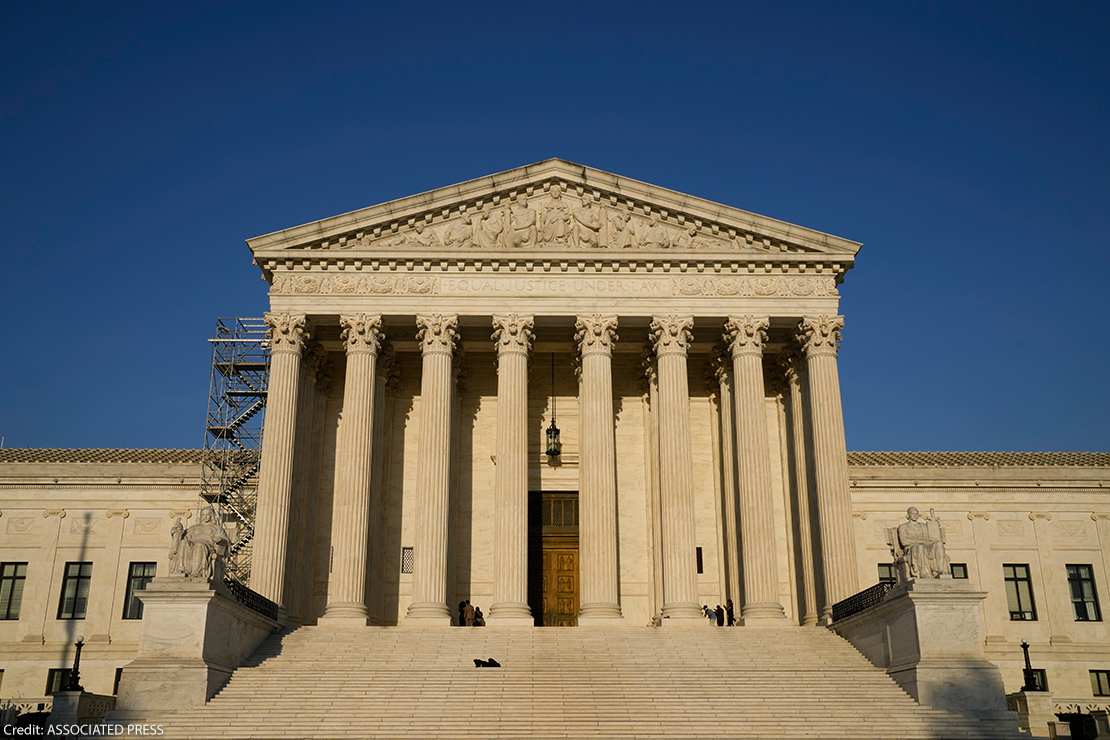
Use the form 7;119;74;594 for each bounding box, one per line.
890;507;951;581
169;505;231;581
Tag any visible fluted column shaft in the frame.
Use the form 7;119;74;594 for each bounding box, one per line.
783;350;820;626
405;314;458;626
727;317;787;624
712;354;743;609
488;314;534;626
321;314;382;626
651;316;702;622
576;315;625;623
253;312;308;615
799;315;858;619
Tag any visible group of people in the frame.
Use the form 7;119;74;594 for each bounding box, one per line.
457;600;485;627
702;600;735;626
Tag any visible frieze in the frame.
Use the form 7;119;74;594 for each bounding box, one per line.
270;273;838;298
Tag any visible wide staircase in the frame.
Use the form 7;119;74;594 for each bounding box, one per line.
163;625;1021;739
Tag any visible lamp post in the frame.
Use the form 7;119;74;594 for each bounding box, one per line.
545;353;561;459
65;635;85;692
1020;638;1039;692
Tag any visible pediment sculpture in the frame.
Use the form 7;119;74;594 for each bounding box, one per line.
169;505;231;582
886;507;951;582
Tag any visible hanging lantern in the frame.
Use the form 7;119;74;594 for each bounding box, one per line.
546;353;561;458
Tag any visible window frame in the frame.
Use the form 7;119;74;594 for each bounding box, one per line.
1067;564;1102;622
1091;669;1110;697
46;668;72;695
57;561;93;620
123;562;157;620
950;563;968;579
1003;563;1037;621
878;563;897;586
0;562;28;620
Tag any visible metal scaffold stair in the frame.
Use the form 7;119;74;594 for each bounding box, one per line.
199;317;270;587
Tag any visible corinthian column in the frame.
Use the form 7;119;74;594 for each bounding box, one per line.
405;313;458;626
781;347;820;626
650;315;702;622
726;317;787;625
798;315;857;620
576;315;625;624
253;312;309;616
320;314;382;626
710;349;742;610
487;314;535;626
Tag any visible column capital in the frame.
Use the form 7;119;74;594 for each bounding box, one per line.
492;314;535;356
416;313;459;356
777;342;804;385
575;315;619;356
725;316;769;357
650;315;693;357
304;342;332;392
340;313;383;355
798;315;844;358
265;312;310;354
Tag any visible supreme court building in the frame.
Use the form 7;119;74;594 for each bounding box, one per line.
1;160;1108;723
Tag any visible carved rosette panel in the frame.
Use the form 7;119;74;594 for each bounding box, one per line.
339;313;383;355
491;314;535;356
270;274;439;296
416;314;459;356
575;315;619;357
797;315;844;358
725;316;770;358
673;276;838;298
265;312;310;354
650;315;694;357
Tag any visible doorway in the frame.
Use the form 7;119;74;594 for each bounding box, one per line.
528;491;579;626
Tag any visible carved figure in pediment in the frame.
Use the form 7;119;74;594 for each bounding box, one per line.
609;211;637;249
674;224;697;250
572;200;602;248
443;215;474;250
641;217;672;250
508;194;537;248
474;207;504;249
412;220;442;249
540;184;572;247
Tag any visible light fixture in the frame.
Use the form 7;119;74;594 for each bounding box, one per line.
545;352;561;459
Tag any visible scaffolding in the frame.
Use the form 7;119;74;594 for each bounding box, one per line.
199;317;270;587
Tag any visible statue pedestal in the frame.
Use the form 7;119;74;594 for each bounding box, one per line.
833;578;1016;724
107;577;278;719
48;690;116;728
1006;690;1057;738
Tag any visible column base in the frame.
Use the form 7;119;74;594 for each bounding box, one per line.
404;602;452;627
740;602;788;626
318;602;369;627
661;602;705;625
486;602;534;626
578;603;625;625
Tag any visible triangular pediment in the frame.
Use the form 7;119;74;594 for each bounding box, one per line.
247;159;861;259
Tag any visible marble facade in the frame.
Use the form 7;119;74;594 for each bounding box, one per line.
0;161;1107;715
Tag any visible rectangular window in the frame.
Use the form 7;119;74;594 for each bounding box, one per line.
57;562;93;620
951;563;968;579
696;547;704;575
878;563;897;585
0;562;28;620
1068;565;1102;622
1027;668;1048;692
401;547;413;574
1004;564;1037;621
123;562;157;619
1092;670;1110;697
46;668;72;695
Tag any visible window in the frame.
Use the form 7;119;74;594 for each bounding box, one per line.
1068;565;1102;622
1092;670;1110;697
951;563;968;579
878;563;897;585
1004;564;1037;621
57;562;93;620
46;669;72;695
0;562;27;620
401;547;413;574
1026;669;1048;691
696;547;704;575
123;562;156;619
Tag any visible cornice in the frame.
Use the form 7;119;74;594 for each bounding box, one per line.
247;159;861;263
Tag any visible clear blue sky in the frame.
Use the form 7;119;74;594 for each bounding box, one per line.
2;0;1107;452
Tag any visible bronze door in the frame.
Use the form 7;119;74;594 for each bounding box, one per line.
528;491;579;626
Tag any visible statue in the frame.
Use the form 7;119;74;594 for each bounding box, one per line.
674;223;697;250
890;507;951;580
609;211;637;249
443;215;474;249
539;183;572;247
169;506;231;581
572;200;601;248
411;220;442;249
508;193;538;248
474;207;504;249
641;216;671;250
